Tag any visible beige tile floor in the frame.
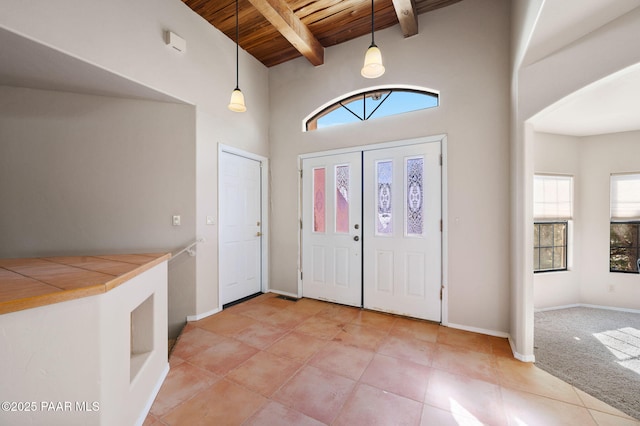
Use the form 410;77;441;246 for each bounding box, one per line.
144;293;640;426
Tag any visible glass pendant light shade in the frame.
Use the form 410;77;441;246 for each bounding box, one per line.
229;0;246;112
228;87;246;112
361;44;385;78
361;0;384;79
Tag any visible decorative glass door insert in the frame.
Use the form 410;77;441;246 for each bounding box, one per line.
376;160;393;235
335;165;350;233
313;168;326;233
406;156;424;236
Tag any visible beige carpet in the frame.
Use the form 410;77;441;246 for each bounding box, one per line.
534;307;640;420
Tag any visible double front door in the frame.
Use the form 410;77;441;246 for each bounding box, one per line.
301;141;442;322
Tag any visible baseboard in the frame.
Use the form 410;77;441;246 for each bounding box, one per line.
508;337;535;362
534;304;580;312
135;362;169;426
186;307;222;322
535;303;640;315
267;289;299;299
447;322;509;339
579;303;640;314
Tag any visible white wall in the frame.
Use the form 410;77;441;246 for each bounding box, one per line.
533;132;582;308
509;0;545;361
269;0;511;334
0;0;270;323
533;131;640;311
513;1;640;359
0;87;196;337
0;261;168;426
579;131;640;309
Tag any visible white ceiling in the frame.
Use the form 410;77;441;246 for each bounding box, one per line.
527;0;640;137
0;27;182;103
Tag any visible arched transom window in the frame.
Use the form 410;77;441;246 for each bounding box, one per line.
304;86;439;132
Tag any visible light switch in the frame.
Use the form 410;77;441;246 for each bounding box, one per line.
206;216;215;225
172;215;181;226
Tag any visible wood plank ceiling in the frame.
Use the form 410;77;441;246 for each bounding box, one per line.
182;0;463;67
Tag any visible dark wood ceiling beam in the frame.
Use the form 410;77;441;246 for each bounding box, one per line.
391;0;418;37
247;0;325;66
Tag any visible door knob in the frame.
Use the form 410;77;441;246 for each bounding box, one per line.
256;232;262;237
353;236;359;241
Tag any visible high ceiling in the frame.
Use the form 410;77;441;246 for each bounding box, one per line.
527;0;640;136
182;0;463;67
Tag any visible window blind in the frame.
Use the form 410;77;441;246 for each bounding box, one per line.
534;175;573;220
611;173;640;221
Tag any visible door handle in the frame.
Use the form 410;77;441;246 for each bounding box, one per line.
353;236;359;241
256;232;262;237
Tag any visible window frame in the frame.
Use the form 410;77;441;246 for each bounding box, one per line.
609;221;640;274
533;174;573;273
610;173;640;274
303;85;439;132
533;221;569;273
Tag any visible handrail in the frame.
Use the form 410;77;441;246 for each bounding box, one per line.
170;238;205;261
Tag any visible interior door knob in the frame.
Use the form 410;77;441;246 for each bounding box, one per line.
256;232;262;237
353;236;359;241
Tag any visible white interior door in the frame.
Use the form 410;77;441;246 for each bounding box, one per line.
301;153;362;307
220;151;262;305
363;142;442;321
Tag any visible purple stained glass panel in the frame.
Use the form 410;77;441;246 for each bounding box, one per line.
314;168;326;233
377;161;393;234
335;165;349;233
406;157;424;236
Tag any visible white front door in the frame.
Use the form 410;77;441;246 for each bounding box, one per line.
220;151;262;305
301;152;362;307
301;141;442;322
363;142;442;321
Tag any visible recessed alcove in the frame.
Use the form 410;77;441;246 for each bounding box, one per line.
130;294;154;383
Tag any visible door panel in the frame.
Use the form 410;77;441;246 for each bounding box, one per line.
302;153;362;307
220;152;262;305
363;142;442;321
301;141;442;322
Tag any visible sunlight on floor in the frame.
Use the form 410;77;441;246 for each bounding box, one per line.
593;327;640;375
449;398;483;425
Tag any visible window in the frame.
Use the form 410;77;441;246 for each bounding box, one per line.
534;222;568;272
610;173;640;273
533;175;572;272
304;86;438;131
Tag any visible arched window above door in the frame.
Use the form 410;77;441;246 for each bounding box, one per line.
304;86;439;132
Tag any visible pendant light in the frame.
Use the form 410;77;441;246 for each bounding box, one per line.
228;0;246;112
361;0;385;79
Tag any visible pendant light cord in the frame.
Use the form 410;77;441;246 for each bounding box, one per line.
235;0;240;91
370;0;375;46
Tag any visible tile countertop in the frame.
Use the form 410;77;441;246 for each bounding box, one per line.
0;253;171;315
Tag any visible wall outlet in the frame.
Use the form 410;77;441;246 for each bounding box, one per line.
172;215;181;226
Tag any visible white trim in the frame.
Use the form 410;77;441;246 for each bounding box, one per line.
447;322;510;339
534;303;640;314
509;337;536;362
298;134;448;323
440;136;448;326
534;304;580;313
217;144;270;309
134;362;169;426
268;289;299;299
299;134;447;160
186;307;221;322
577;304;640;314
297;154;303;299
302;84;441;132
